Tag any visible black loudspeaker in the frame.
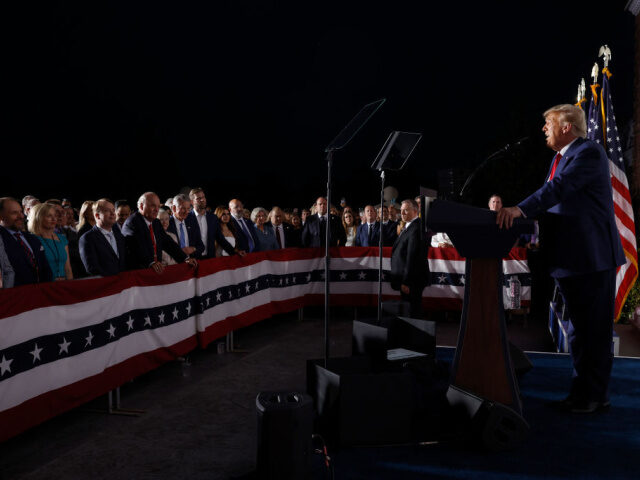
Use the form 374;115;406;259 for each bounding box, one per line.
446;385;529;451
509;342;533;377
256;391;314;480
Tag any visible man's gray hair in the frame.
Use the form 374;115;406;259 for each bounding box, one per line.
544;104;587;138
401;198;419;211
172;194;190;207
137;192;157;206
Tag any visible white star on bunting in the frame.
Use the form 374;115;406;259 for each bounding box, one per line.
158;311;165;324
59;337;71;354
127;316;135;331
144;315;152;327
186;303;192;315
339;272;347;280
30;343;43;363
85;330;94;347
172;307;179;319
358;271;366;280
0;355;13;376
106;323;116;338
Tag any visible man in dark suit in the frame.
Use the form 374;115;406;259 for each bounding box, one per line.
498;104;625;414
390;199;429;318
122;192;198;273
378;205;398;246
229;198;259;253
355;205;380;247
79;199;127;276
189;188;240;258
301;197;346;247
0;197;53;286
265;207;300;248
167;194;205;259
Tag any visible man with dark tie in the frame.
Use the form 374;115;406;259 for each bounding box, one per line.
378;204;398;246
301;197;346;248
355;205;380;247
266;206;299;248
390;199;429;318
0;197;53;285
497;104;625;414
189;188;241;258
79;198;127;276
122;192;197;273
167;194;205;259
229;198;259;253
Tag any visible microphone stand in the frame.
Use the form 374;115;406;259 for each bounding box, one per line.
324;150;333;368
377;170;385;324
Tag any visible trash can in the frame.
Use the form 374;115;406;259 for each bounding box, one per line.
256;391;313;480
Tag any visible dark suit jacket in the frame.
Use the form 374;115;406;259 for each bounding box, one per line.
0;226;53;285
168;215;205;258
188;211;235;257
355;222;380;247
79;225;127;276
264;222;300;248
301;214;347;247
518;137;625;278
381;221;398;247
231;216;260;253
121;211;187;269
390;219;429;290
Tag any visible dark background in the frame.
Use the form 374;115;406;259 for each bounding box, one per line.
3;0;635;210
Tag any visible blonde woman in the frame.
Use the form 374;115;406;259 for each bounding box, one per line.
77;201;96;238
342;210;357;246
29;203;73;280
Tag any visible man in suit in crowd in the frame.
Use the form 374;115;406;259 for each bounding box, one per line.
390;199;429;319
114;200;131;229
265;206;299;248
0;236;15;288
355;205;380;247
229;198;259;253
0;197;53;286
378;204;398;246
167;194;205;258
79;198;127;276
301;197;346;247
122;192;197;274
488;194;503;211
189;188;241;258
497;104;625;414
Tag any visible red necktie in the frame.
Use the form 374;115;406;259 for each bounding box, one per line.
14;232;36;269
547;153;562;181
148;223;157;260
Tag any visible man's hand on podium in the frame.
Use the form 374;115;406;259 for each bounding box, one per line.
497;206;523;229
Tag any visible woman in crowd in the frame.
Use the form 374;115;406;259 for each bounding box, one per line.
215;206;238;257
64;206;77;232
29;203;73;281
77;201;96;238
251;207;278;251
290;213;302;230
157;209;178;265
0;236;15;288
342;209;357;246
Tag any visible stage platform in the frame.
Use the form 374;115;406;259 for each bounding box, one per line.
1;308;638;480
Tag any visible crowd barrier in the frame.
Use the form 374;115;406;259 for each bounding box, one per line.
0;246;529;441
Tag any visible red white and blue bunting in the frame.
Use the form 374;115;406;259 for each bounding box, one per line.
0;246;529;441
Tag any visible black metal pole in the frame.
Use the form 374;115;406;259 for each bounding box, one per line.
377;170;385;324
324;150;333;368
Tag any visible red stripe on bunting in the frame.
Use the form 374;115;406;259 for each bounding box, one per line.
0;335;198;443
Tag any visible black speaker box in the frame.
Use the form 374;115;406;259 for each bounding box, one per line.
446;384;529;451
256;391;314;480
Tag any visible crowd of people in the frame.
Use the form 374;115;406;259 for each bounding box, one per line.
0;190;426;289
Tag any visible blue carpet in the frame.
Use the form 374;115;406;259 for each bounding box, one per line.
333;348;640;479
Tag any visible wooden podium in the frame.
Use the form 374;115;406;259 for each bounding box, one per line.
425;199;534;415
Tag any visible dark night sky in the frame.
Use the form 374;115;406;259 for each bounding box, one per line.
3;0;636;210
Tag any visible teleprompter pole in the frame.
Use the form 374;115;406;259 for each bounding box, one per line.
324;150;333;367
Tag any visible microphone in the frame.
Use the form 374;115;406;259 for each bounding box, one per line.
458;136;530;198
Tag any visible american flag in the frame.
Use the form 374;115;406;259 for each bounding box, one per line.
598;68;638;321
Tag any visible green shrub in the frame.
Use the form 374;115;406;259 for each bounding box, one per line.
619;276;640;323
